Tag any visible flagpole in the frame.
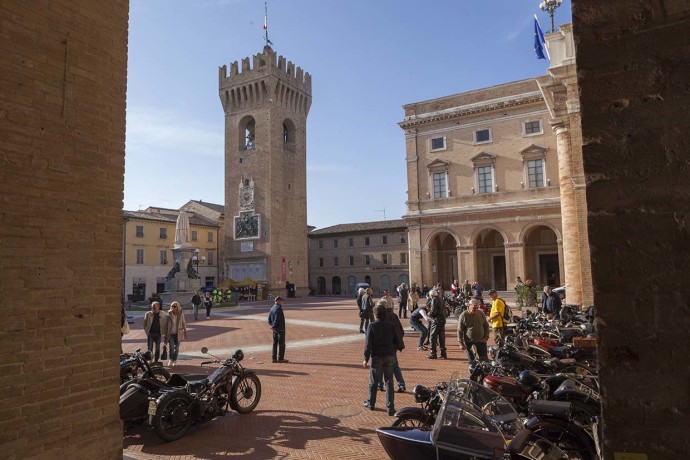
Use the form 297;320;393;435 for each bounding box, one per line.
264;1;270;47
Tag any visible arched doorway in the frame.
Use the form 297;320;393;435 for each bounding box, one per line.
524;225;560;287
317;276;326;295
381;275;391;293
331;276;341;295
428;232;457;287
475;228;506;290
347;276;357;296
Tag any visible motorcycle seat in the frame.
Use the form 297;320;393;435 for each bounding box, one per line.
549;347;570;358
528;400;572;418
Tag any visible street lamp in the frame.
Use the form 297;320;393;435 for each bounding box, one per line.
192;248;200;274
539;0;562;33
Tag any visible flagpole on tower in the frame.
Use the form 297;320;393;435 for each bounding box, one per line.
263;1;273;48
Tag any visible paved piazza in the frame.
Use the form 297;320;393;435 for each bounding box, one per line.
123;297;475;459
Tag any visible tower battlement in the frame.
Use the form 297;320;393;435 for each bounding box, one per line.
219;46;312;94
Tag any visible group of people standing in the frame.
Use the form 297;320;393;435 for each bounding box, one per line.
142;300;188;367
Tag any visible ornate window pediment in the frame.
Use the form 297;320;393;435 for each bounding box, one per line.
427;158;449;172
471;151;496;167
520;144;548;160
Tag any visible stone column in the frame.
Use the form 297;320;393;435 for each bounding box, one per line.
457;245;475;284
407;222;424;286
504;242;525;285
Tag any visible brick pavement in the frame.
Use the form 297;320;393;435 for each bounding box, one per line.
123;297;477;459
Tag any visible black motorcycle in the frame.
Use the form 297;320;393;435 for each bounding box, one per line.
377;376;599;460
120;348;170;387
147;347;261;442
392;382;446;428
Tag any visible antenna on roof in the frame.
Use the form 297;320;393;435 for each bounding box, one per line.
374;208;387;220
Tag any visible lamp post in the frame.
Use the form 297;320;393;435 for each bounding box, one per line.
193;248;200;275
539;0;562;33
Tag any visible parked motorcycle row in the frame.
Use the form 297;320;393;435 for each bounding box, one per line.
119;347;261;442
378;307;602;459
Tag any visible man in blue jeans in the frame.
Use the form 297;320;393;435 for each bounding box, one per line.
363;304;404;416
268;296;288;363
409;304;430;350
457;298;490;366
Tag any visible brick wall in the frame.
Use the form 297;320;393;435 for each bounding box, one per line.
0;1;128;458
574;1;690;458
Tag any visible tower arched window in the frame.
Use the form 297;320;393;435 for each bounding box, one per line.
238;116;256;152
282;118;296;152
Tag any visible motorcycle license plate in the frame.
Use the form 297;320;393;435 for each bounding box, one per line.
147;401;157;416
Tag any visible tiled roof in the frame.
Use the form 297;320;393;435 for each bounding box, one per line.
309;219;407;236
123;210;219;227
186;200;224;213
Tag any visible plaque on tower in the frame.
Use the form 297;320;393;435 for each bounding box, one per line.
234;211;260;240
239;178;255;210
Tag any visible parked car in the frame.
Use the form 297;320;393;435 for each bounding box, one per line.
354;283;370;296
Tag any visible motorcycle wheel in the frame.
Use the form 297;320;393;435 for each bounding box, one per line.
230;372;262;414
142;366;170;383
152;391;194;442
530;426;597;460
561;364;595;377
392;413;433;429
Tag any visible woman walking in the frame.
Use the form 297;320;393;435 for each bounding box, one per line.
166;301;187;367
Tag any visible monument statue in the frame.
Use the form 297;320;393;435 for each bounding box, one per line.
174;211;191;247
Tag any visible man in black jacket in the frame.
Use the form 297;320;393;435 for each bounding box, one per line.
362;304;404;415
427;289;448;359
268;296;288;363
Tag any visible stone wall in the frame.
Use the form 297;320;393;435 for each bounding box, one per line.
0;1;128;458
574;1;690;459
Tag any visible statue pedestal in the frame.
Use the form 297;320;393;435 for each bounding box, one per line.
162;246;202;308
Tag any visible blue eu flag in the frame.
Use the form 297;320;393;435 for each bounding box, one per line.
534;16;548;60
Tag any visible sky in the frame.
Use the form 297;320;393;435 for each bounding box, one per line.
124;0;572;230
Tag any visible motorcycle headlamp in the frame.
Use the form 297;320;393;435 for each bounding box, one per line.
412;384;432;403
233;349;244;362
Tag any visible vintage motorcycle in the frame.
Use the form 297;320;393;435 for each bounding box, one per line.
377;375;599;460
120;347;261;442
120;348;170;387
392;382;447;428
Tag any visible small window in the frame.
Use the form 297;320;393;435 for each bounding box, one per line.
400;253;407;264
433;172;447;198
333;239;338;248
474;128;492;144
207;251;214;266
382;236;388;245
159;228;167;239
365;255;371;266
430;136;445;151
159;250;167;265
523;120;542;135
348;238;354;247
349;255;354;266
382;254;389;265
400;234;406;244
135;225;144;237
527;159;545;188
208;232;213;242
136;248;144;264
478;166;493;193
318;240;324;249
319;257;324;267
333;256;339;266
191;230;198;241
365;237;370;246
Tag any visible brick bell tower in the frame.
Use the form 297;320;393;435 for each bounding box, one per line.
218;46;312;297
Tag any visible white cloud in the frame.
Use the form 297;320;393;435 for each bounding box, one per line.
125;106;223;159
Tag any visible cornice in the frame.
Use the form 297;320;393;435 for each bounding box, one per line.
399;91;544;129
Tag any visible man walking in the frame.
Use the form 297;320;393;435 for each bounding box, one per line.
380;300;406;393
396;283;409;319
191;290;202;321
268;296;288;363
457;297;490;365
427;289;448;359
143;301;169;362
488;289;507;347
362;304;404;416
